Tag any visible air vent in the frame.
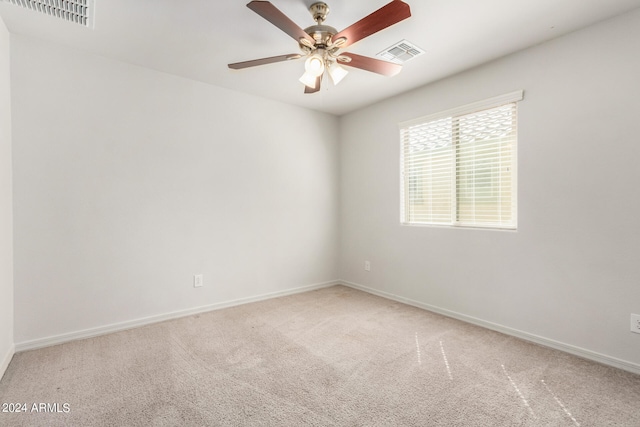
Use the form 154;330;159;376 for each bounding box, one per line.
1;0;95;28
377;39;424;64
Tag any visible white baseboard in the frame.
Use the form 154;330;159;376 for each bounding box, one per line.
0;343;15;381
340;280;640;376
15;280;339;353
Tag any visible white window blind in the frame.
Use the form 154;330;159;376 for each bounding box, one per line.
400;91;523;230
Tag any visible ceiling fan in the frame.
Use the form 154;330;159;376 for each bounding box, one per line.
228;0;412;94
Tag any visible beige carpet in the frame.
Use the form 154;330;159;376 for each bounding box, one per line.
1;285;639;426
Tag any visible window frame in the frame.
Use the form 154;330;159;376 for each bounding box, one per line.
399;91;523;230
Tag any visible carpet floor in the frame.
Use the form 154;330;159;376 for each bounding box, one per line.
1;285;639;426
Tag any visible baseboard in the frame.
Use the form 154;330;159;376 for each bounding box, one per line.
15;280;340;353
0;343;15;381
340;280;640;376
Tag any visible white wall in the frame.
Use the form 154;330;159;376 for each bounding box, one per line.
11;35;339;345
339;9;640;369
0;14;14;379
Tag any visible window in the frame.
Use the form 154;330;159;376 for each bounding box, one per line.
400;91;523;229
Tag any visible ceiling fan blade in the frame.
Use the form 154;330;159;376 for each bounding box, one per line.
304;76;322;94
247;1;316;45
338;53;402;77
228;54;301;70
332;0;411;49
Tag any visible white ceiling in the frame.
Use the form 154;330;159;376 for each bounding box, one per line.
1;0;639;115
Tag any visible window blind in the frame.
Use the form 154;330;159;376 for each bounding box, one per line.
400;91;522;229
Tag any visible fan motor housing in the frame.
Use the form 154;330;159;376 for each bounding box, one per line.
300;2;337;52
302;24;337;49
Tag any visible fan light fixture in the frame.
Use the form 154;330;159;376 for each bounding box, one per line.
299;51;349;89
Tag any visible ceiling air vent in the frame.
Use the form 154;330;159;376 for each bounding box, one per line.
377;39;424;64
1;0;95;28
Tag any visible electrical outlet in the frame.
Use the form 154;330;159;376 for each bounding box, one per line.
364;261;371;271
631;314;640;334
194;274;203;288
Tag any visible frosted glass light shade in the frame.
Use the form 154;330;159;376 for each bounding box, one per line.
299;71;318;88
328;62;348;85
304;54;325;77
